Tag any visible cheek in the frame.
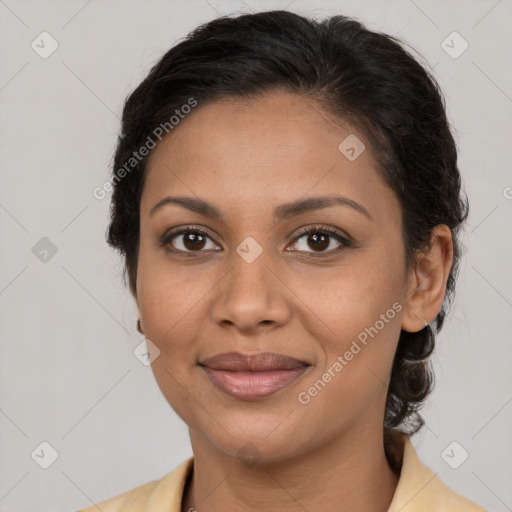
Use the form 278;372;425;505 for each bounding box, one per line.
136;247;207;342
136;252;206;421
295;245;404;397
297;246;404;343
295;280;402;437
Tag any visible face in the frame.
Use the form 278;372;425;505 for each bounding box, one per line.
136;91;412;463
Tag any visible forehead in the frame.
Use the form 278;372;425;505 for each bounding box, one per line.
141;92;399;223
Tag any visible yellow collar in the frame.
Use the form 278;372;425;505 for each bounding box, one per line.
82;435;486;511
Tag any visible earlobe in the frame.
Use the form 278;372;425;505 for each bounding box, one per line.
134;289;144;335
401;225;454;333
135;298;144;335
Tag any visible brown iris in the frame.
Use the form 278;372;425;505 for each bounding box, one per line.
307;233;329;252
183;232;207;251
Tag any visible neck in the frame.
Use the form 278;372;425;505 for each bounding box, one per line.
182;427;401;512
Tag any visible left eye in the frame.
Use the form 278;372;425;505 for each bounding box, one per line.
288;227;350;255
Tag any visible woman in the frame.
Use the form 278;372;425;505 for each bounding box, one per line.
78;10;487;512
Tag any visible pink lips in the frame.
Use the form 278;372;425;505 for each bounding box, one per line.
199;352;310;400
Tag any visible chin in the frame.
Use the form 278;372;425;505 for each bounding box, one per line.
196;421;310;466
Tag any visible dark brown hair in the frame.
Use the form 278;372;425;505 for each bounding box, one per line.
106;10;468;459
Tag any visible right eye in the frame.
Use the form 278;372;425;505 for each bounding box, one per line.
161;227;221;254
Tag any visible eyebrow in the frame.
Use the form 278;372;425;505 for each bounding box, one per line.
149;195;373;221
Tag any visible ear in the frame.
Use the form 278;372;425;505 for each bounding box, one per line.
401;225;454;333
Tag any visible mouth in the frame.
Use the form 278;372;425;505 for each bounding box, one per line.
199;352;311;400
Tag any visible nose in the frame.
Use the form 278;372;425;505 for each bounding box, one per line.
211;246;291;334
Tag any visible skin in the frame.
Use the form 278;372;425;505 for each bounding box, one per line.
135;91;453;512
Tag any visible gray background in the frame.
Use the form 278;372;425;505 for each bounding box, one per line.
0;0;511;510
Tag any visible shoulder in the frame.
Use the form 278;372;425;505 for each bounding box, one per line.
75;479;158;512
75;457;194;512
389;435;488;512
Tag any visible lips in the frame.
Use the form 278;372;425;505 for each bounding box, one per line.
199;352;311;400
199;351;309;371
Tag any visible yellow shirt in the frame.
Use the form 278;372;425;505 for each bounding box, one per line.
76;436;487;511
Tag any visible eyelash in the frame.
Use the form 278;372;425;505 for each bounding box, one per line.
159;224;352;258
